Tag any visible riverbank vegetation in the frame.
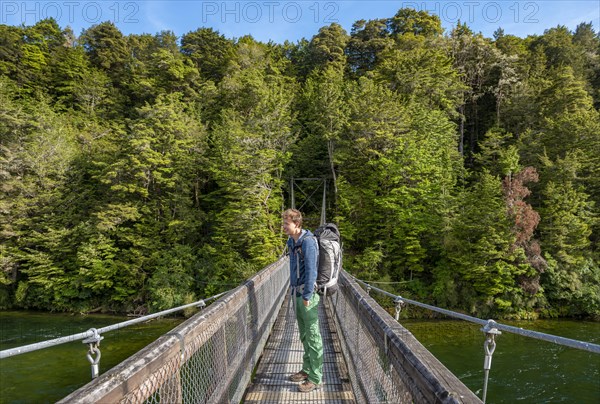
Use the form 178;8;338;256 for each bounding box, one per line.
0;9;598;319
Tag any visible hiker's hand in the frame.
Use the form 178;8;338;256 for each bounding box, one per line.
303;299;309;307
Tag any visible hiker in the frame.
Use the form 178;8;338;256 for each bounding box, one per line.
282;208;323;393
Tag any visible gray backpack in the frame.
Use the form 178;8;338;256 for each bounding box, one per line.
313;223;342;295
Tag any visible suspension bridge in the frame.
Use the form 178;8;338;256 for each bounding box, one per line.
2;178;600;403
2;256;599;403
39;259;482;403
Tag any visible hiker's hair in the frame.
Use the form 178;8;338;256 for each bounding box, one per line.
282;208;303;227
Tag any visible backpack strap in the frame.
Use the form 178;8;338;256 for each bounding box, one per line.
294;235;318;289
292;235;307;283
294;234;317;259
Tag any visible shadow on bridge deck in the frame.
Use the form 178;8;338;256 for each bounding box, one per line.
243;293;356;403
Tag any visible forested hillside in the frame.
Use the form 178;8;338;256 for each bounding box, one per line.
0;9;598;319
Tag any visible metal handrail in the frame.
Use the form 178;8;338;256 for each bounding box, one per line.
334;271;483;403
0;291;229;360
350;275;600;355
59;257;290;403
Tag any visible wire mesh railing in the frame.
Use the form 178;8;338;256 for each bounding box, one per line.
331;270;482;403
57;257;290;404
347;273;600;403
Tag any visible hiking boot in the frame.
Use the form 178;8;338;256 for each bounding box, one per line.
289;370;308;382
298;380;322;393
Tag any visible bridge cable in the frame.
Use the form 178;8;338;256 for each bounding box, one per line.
0;290;231;381
348;274;600;402
349;274;600;354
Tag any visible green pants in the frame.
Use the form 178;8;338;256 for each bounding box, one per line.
295;293;323;384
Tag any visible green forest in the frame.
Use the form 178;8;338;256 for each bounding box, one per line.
0;9;598;319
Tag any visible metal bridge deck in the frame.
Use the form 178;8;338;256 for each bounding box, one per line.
243;294;356;403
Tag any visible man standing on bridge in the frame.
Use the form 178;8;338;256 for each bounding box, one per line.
282;208;323;393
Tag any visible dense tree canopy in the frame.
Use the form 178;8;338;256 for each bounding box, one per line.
0;12;598;319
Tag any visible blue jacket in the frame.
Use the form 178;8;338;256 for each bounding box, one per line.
287;229;319;301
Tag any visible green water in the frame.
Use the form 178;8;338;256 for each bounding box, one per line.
0;311;182;404
1;312;598;403
401;319;600;403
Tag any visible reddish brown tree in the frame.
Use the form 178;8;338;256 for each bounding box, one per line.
503;166;547;294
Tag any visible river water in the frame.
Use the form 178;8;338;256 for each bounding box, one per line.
401;319;600;403
0;311;182;404
1;312;598;403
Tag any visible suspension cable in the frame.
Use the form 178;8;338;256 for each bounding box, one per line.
349;274;600;355
362;279;416;285
0;291;229;360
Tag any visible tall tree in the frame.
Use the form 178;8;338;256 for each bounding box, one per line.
304;23;349;73
532;25;585;77
388;8;443;38
538;153;598;316
346;19;393;76
337;77;460;287
0;25;22;79
298;66;347;193
4;19;64;93
206;40;297;281
519;66;600;205
0;97;79;310
80;22;129;73
47;43;93;109
126;31;201;103
181;27;236;82
502;165;546;295
442;171;526;314
448;23;500;158
572;22;600;107
78;22;131;116
375;33;465;118
78;93;208;311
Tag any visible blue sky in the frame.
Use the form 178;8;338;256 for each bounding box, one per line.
2;1;599;42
